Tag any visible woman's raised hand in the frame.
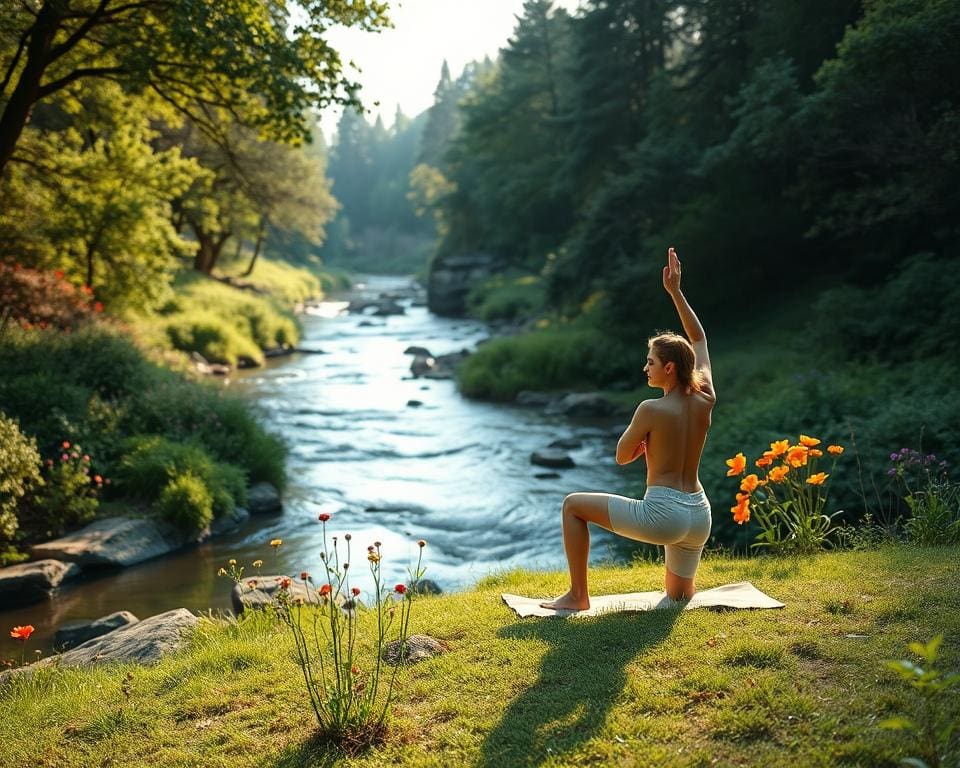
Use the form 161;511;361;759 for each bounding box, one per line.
662;246;682;295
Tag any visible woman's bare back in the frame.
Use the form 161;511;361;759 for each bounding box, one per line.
643;390;713;493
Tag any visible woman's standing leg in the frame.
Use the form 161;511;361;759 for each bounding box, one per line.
539;492;615;611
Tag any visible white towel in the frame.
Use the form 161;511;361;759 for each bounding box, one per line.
502;581;784;618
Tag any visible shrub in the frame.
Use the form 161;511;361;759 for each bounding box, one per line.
155;472;213;531
889;449;960;547
0;413;42;542
22;439;104;540
0;262;102;331
117;436;246;520
164;311;264;367
467;274;546;321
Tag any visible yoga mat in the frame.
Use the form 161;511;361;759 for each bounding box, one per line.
502;581;784;618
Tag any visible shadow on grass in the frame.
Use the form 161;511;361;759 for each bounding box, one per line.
479;608;682;767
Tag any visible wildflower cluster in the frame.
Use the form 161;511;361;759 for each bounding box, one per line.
887;447;959;546
726;435;845;554
29;439;106;539
219;515;426;749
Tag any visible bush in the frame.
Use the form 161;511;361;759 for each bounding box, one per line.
22;439;103;540
117;436;246;520
0;413;42;542
0;262;102;331
155;472;213;531
164;311;265;367
467;274;546;321
458;326;637;401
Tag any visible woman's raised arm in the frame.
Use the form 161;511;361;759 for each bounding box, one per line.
663;247;715;401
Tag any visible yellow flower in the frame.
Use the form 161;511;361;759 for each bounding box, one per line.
367;552;381;564
786;445;809;468
769;440;789;457
228;559;236;566
217;568;227;576
799;435;821;447
725;453;747;476
252;559;263;568
740;474;760;494
270;539;282;548
768;466;790;483
806;472;829;485
827;445;844;456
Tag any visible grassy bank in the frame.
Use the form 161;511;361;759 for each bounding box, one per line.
1;546;957;767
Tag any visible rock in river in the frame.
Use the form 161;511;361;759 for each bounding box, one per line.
531;450;576;469
54;611;140;651
0;559;81;608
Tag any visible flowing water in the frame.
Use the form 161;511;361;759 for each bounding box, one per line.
1;276;641;658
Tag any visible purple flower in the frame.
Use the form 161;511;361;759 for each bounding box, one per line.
887;468;897;476
890;453;899;462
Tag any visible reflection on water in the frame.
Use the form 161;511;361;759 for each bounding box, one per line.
0;276;640;658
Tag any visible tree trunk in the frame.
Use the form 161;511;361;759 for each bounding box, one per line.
193;230;231;274
241;216;268;277
0;5;62;178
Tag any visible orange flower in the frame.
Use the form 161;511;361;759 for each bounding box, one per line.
799;435;821;447
768;466;790;483
725;453;747;476
806;472;829;485
731;494;750;525
740;474;760;493
756;456;774;468
827;445;844;456
808;449;824;458
10;625;34;641
769;440;789;457
786;445;809;468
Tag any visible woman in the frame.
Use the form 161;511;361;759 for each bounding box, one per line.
541;247;716;610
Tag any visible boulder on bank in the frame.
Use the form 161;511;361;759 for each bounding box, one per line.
531;449;576;469
0;608;198;686
30;517;188;568
410;578;443;595
230;575;312;615
54;611;139;651
247;483;282;514
516;391;556;407
382;634;448;666
0;559;81;608
404;346;433;357
427;251;504;317
544;393;617;417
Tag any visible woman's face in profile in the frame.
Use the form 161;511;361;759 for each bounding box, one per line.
644;347;665;387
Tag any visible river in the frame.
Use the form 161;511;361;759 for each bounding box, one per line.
1;276;641;659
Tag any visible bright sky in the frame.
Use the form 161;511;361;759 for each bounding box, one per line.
318;0;581;142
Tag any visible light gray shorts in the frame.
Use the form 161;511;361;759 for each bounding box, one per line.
607;486;712;579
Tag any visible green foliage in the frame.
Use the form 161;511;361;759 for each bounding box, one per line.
163;311;265;367
889;450;960;547
117;436;246;521
155;472;214;532
0;413;42;542
457;326;634;401
466;274;546;321
23;441;103;541
881;635;960;768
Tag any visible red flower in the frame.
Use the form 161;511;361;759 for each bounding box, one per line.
94;475;103;484
93;301;104;313
54;270;64;280
394;584;407;595
318;513;330;522
10;625;34;641
300;571;309;581
62;440;70;449
277;577;292;590
319;584;332;596
81;285;93;295
351;587;360;596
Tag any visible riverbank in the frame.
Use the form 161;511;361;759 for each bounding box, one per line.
1;546;957;767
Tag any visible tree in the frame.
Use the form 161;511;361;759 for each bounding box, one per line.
0;0;390;178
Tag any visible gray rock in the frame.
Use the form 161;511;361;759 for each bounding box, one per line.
407;400;424;408
0;559;82;608
535;472;562;480
409;578;442;595
404;346;433;357
427;251;505;317
209;506;250;537
410;354;435;377
0;608;198;686
544;392;617;417
382;634;448;666
230;575;313;615
247;483;282;514
30;517;188;568
54;611;139;651
549;438;583;450
531;450;576;469
516;391;556;407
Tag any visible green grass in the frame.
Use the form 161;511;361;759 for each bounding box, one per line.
2;546;957;767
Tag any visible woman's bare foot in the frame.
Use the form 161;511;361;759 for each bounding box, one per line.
539;591;590;611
